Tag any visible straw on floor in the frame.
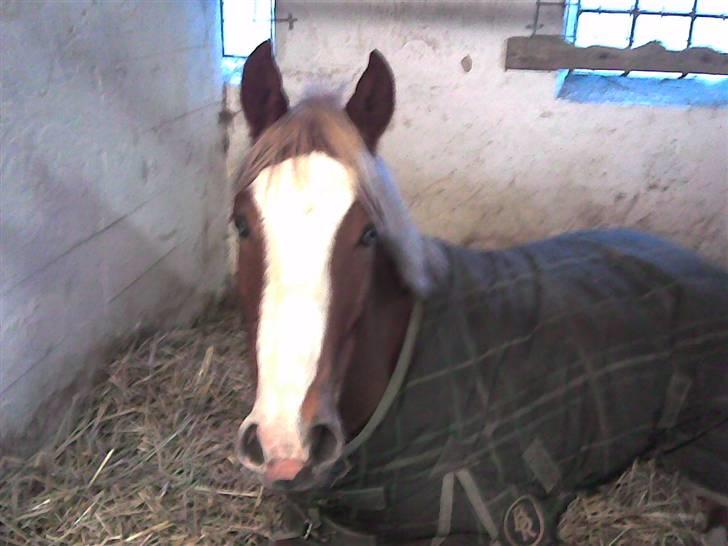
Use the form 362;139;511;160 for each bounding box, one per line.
0;308;715;545
0;310;283;546
558;459;710;546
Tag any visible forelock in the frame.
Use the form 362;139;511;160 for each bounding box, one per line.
237;96;370;192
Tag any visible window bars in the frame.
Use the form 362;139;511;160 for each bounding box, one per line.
506;1;728;76
564;1;728;49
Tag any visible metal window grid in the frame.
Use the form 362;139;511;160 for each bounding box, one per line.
220;0;232;58
565;1;728;47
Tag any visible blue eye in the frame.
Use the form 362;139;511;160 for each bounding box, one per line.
359;225;378;247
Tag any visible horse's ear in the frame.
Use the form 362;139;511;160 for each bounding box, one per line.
240;40;289;141
345;50;395;153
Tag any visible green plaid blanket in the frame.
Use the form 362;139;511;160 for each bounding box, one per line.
283;229;728;546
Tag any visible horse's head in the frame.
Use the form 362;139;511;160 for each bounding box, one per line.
232;41;440;490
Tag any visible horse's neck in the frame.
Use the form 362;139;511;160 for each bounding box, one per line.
338;249;414;438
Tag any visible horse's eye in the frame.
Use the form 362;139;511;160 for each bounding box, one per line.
359;225;377;247
235;216;250;239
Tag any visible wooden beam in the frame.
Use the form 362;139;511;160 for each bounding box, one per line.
505;35;728;75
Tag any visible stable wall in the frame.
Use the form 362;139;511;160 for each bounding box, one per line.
0;0;228;454
226;1;727;269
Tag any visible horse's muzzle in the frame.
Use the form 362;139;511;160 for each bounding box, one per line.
235;418;344;490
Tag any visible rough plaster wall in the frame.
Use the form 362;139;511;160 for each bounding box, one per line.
226;1;727;272
0;0;228;453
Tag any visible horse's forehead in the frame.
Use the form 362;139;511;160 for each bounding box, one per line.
250;153;358;271
250;153;357;219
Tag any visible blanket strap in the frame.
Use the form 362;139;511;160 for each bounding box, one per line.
274;503;377;545
657;371;692;430
430;472;455;546
523;438;561;494
455;468;499;539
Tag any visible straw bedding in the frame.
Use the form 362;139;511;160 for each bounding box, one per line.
0;308;716;545
0;310;283;545
558;460;712;546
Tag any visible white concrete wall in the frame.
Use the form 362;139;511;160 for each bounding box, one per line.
226;1;727;270
0;0;228;453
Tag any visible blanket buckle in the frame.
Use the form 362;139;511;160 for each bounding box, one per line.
302;521;313;540
301;507;327;542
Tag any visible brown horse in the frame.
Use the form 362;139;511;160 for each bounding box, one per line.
232;41;728;546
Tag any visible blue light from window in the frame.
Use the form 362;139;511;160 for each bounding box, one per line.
560;0;728;105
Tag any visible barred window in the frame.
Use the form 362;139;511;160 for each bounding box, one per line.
564;0;728;79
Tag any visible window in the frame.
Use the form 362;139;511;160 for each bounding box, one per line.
560;0;728;105
220;0;275;77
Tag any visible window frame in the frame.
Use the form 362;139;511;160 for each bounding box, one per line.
219;0;276;81
563;0;728;78
220;0;276;59
553;0;728;105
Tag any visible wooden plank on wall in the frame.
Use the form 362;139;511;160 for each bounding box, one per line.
505;35;728;75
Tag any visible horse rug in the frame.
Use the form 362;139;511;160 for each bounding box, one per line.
277;228;728;546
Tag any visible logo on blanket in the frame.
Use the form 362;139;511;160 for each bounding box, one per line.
503;495;545;546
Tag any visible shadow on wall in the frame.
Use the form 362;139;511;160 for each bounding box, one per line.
0;170;205;458
0;0;228;457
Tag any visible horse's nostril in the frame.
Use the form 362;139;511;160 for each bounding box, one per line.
309;423;341;466
237;423;264;466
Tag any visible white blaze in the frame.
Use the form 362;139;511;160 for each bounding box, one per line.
250;152;356;460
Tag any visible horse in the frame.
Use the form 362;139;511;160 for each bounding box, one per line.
231;40;728;546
